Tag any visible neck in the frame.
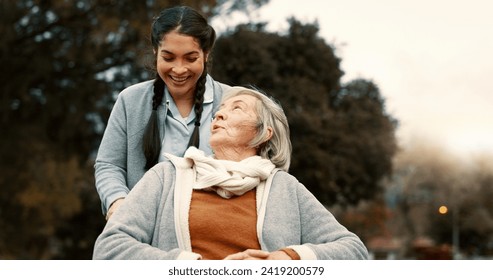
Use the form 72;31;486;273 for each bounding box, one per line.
172;95;194;118
213;147;257;162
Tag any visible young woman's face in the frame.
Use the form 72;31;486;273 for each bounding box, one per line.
210;94;259;153
156;30;207;99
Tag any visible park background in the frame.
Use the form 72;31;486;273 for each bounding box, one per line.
1;0;492;259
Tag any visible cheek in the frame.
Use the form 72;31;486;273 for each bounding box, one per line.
156;60;171;74
234;124;258;141
191;61;205;75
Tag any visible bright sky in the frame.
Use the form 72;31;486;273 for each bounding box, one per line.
213;0;493;159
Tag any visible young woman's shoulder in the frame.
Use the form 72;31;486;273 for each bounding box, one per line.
208;75;231;92
216;81;231;91
119;80;155;100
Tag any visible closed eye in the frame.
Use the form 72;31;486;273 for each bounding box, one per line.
186;57;199;62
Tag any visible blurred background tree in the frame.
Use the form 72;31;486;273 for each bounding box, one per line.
384;144;493;259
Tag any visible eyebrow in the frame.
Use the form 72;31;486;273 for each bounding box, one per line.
232;100;247;106
220;99;248;108
160;50;200;56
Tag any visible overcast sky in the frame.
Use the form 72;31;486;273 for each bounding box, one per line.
213;0;493;159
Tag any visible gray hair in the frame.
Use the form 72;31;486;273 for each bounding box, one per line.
221;86;292;171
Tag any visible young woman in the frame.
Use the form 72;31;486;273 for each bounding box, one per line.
94;6;230;219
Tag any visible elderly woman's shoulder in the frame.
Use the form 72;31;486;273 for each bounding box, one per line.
271;171;320;200
272;170;300;185
148;159;177;177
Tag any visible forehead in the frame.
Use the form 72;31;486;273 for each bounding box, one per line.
223;94;258;107
159;31;201;52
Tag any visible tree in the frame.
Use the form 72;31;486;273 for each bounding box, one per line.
212;19;398;207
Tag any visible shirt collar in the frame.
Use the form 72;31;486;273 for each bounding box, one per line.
163;75;214;122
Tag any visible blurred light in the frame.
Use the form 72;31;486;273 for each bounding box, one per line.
438;205;448;214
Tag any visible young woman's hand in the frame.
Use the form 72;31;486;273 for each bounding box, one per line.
105;198;125;220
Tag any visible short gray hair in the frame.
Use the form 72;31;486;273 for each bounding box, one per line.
221;86;292;171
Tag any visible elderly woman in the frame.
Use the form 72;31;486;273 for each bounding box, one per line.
92;86;368;260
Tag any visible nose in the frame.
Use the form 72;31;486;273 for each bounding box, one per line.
171;61;187;75
214;109;225;120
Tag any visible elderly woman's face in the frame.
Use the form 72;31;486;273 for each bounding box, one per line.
210;94;259;151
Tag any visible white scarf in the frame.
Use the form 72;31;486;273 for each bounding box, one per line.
184;147;275;199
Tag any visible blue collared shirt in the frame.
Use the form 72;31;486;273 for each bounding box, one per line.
158;76;215;160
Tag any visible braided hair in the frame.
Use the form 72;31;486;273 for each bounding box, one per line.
143;6;216;170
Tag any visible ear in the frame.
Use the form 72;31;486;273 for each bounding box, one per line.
265;126;273;142
205;51;210;62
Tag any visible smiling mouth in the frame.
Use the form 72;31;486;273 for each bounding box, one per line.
170;76;189;82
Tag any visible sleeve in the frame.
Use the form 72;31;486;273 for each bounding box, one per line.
94;93;130;215
92;167;201;260
294;182;369;260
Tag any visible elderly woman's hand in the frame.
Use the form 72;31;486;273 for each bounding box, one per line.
223;249;270;260
223;249;294;260
266;250;292;260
